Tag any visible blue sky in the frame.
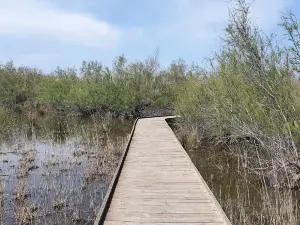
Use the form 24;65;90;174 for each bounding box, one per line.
0;0;299;72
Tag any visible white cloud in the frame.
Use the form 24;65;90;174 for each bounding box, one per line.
0;0;122;48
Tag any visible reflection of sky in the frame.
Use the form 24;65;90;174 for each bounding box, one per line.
0;121;127;224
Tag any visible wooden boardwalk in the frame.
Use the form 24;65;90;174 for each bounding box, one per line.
95;117;231;225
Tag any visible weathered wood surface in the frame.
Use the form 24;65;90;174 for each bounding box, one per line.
101;117;231;225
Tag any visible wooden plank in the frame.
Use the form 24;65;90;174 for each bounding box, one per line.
93;118;139;225
106;207;219;214
105;216;224;223
104;222;225;225
97;117;231;225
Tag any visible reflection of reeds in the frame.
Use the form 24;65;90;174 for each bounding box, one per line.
13;148;39;224
14;179;28;202
220;183;298;224
1;116;131;224
14;201;37;225
189;143;298;224
18;150;37;178
83;136;126;184
174;122;300;225
0;177;4;224
220;163;298;224
52;197;66;210
13;177;38;225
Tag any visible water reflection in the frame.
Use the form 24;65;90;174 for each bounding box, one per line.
0;115;132;224
186;145;300;224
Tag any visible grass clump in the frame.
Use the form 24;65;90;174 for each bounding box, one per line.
1;0;300;224
173;0;300;224
175;0;300;189
0;55;186;118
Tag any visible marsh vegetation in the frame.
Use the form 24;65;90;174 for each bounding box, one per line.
0;115;131;224
2;0;300;224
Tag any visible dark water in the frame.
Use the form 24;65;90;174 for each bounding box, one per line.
2;116;299;224
0;115;132;225
185;146;300;224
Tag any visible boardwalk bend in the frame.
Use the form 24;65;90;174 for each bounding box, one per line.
95;116;231;225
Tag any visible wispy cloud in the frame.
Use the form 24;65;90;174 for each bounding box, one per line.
0;0;123;48
0;0;297;70
163;0;294;43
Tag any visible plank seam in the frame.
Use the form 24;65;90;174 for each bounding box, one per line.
94;115;173;225
164;118;232;225
94;118;139;225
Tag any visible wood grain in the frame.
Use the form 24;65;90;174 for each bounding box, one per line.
103;117;231;224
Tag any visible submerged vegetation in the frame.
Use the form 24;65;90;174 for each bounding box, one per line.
173;1;300;224
0;116;131;224
1;0;300;224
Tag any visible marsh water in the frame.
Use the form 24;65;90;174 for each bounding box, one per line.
0;115;132;225
1;116;299;225
185;145;300;224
